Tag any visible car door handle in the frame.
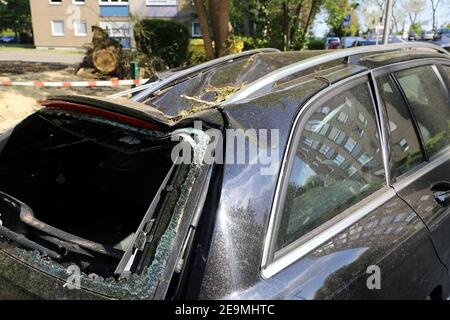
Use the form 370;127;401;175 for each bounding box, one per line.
431;181;450;207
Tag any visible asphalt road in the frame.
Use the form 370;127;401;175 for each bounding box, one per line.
0;50;83;65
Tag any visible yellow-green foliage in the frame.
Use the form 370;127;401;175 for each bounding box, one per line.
189;39;207;65
178;84;246;117
225;35;244;54
188;36;245;65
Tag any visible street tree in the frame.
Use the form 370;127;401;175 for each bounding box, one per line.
194;0;230;59
0;0;32;42
230;0;325;51
402;0;426;26
228;0;326;51
430;0;443;30
358;0;404;33
324;0;360;38
279;0;325;50
391;0;406;33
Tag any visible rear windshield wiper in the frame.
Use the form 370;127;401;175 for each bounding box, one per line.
19;207;123;260
0;225;62;260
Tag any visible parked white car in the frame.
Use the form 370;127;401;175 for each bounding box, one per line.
421;31;435;41
340;36;365;48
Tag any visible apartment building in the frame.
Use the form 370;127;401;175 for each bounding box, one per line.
30;0;100;49
130;0;200;37
30;0;200;49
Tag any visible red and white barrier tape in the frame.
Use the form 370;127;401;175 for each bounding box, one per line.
0;79;149;87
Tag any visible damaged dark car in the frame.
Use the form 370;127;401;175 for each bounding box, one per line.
0;43;450;300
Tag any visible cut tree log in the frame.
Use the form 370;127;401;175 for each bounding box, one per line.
93;48;118;74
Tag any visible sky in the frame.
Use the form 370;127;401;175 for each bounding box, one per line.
311;1;450;37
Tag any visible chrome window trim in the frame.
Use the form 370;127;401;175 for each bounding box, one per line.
370;57;450;77
261;57;450;279
223;43;450;106
109;48;280;100
261;71;391;278
432;65;450;100
369;72;392;186
386;60;450;162
262;187;396;279
370;59;450;189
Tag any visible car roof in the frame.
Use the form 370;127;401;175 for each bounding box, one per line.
221;43;449;106
218;44;450;133
107;43;449;132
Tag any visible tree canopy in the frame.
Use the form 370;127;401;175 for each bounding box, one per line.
0;0;33;41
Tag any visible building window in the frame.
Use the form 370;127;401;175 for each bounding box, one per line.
319;144;330;156
49;0;62;4
358;112;367;126
192;22;202;37
72;0;86;4
318;123;329;135
328;126;341;141
344;137;356;152
74;21;88;37
347;165;357;176
146;0;177;5
304;137;313;147
51;21;65;37
320;106;330;114
305;120;321;132
357;153;372;165
99;0;129;5
333;154;345;166
337;112;348;123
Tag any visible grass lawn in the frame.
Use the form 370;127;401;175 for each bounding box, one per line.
0;45;85;55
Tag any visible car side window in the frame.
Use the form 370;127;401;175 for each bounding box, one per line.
395;65;450;157
376;75;425;180
276;82;386;251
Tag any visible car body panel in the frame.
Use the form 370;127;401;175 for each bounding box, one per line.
1;46;450;300
393;153;450;272
198;53;450;299
219;189;447;299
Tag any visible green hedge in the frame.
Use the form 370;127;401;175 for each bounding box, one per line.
306;39;325;50
134;19;190;68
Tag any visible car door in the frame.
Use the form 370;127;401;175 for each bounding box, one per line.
246;75;447;300
382;63;450;272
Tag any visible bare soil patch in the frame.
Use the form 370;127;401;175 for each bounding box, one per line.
0;62;126;133
0;61;67;76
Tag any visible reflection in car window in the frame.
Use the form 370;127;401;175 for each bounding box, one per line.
377;75;425;179
441;65;450;89
276;83;386;251
395;66;450;157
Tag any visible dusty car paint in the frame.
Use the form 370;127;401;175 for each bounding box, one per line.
1;48;450;300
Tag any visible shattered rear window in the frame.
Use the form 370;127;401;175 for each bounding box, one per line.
0;113;211;300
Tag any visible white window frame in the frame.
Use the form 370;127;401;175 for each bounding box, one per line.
74;20;88;37
99;0;129;5
49;0;62;5
192;22;202;37
51;20;65;37
146;0;177;6
72;0;86;5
